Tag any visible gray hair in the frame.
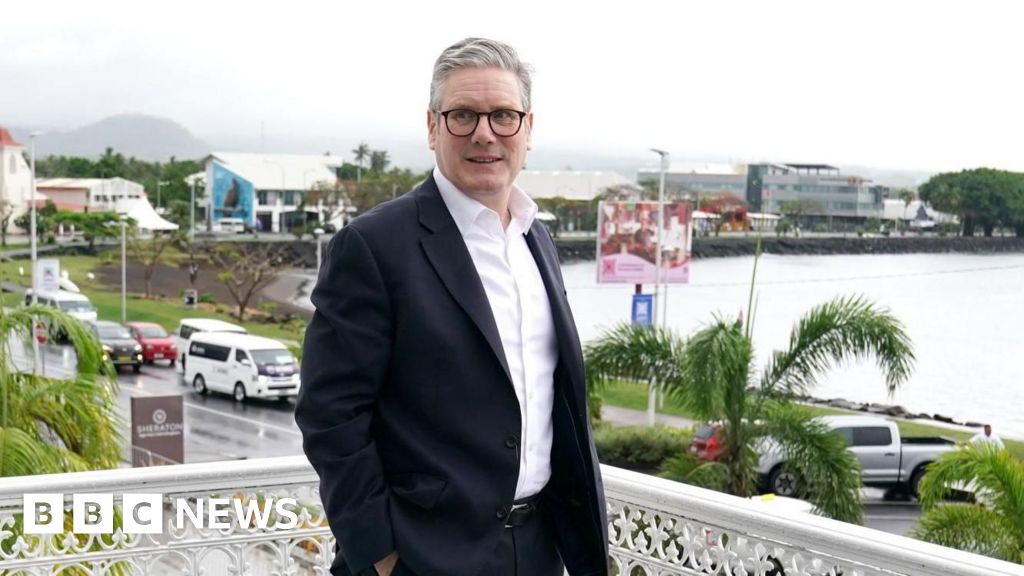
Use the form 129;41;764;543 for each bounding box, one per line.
429;38;533;112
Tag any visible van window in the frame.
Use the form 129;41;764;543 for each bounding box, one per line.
180;325;194;339
235;349;249;363
59;300;95;313
852;427;892;447
189;341;230;362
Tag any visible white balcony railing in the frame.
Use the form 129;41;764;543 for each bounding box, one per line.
0;457;1020;575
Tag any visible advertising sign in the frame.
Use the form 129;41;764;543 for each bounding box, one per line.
210;162;254;226
131;395;184;467
597;202;693;284
36;258;61;293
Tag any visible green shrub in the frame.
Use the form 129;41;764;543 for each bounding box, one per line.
198;292;216;305
659;454;731;491
593;426;690;472
214;304;228;315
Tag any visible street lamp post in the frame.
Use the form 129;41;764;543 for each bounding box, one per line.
648;147;669;426
313;227;325;275
29;131;42;375
121;215;127;323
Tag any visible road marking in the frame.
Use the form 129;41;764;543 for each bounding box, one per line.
123;385;303;437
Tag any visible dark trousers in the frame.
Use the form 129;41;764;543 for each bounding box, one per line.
335;506;563;576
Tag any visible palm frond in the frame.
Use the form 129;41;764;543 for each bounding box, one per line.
677;318;752;421
760;403;864;523
583;323;685;393
760;296;914;397
911;502;1020;562
0;426;67;477
918;444;1024;537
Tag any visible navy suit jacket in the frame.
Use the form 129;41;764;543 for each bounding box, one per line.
296;174;608;576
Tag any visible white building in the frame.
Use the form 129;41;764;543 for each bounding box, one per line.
514;170;638;201
0;127;35;224
35;177;146;212
202;152;347;233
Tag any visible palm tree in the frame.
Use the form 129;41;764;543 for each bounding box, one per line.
911;443;1024;563
352;142;371;182
585;296;914;523
0;304;122;476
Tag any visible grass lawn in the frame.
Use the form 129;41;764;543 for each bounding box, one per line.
597;379;1024;461
0;252;306;344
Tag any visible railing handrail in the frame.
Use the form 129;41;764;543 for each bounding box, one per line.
1;457;1021;575
602;465;1024;576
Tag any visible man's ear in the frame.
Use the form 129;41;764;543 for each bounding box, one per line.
427;110;437;150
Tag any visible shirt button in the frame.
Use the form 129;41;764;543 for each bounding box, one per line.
496;506;508;519
505;437;518;449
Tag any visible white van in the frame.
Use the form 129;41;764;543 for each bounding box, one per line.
185;332;300;402
214;218;246;234
25;289;98;322
174;318;247;371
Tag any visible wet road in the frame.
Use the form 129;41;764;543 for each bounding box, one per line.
11;341;305;463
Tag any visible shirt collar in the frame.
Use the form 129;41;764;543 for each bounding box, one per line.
434;167;538;237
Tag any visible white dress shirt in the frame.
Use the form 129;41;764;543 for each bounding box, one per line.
434;167;558;499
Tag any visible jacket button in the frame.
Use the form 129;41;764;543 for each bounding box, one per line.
496;506;507;519
505;437;518;449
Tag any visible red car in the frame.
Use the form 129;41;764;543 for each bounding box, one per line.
689;424;727;462
126;322;179;366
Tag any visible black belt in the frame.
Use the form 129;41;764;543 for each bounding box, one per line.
504;494;540;528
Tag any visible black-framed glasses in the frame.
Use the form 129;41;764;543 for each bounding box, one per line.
438;109;527;137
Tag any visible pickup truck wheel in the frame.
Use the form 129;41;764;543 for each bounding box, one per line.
910;465;928;499
768;465;800;497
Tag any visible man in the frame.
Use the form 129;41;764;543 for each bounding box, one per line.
970;424;1005;449
296;38;608;576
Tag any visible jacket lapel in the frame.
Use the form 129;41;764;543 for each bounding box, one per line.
524;222;586;402
416;176;512;384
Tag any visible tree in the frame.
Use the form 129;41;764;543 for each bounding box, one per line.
0;200;14;247
200;243;303;322
369;149;391;174
912;443;1024;564
352;142;371;182
0;305;121;476
306;180;349;228
14;199;58;241
584;253;915;522
919;168;1024;237
128;227;184;298
53;211;121;250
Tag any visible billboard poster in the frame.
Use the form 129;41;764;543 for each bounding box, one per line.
597;201;692;284
36;258;61;293
210;162;254;225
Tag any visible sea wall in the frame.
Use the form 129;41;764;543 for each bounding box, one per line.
555;236;1024;263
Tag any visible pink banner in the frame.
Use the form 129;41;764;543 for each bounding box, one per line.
597;201;692;284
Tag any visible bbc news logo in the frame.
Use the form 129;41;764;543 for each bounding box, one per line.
23;494;299;534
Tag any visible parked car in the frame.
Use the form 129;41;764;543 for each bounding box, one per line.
757;415;957;498
174;318;247;371
126;322;178;366
185;332;300;402
88;320;144;373
213;218;246;234
689;424;727;462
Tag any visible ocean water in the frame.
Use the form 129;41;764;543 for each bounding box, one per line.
295;253;1024;438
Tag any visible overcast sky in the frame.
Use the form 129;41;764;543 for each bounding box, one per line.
3;1;1022;172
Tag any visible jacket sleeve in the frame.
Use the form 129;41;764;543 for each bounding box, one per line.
295;225;394;574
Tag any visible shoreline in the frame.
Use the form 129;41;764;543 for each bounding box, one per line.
555;235;1024;262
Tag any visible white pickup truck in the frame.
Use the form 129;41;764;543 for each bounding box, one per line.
759;415;957;497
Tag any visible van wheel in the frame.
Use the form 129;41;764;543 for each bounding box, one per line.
193;374;207;395
768;465;800;497
233;383;247;403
